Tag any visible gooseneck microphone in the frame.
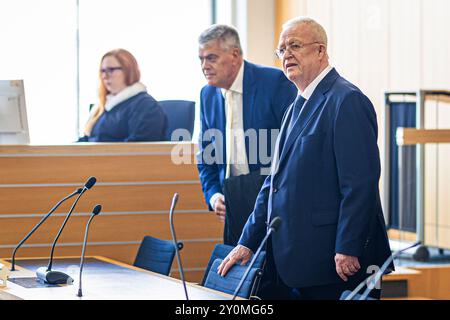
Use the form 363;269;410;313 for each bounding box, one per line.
10;187;83;271
232;216;282;300
77;204;101;297
342;241;421;300
168;193;189;300
36;176;96;284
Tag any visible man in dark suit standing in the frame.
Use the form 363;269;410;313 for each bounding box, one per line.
218;17;392;299
197;25;297;246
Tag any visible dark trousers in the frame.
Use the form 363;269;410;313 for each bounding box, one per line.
257;242;382;300
223;170;267;246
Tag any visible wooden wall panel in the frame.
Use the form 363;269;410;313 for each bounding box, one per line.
0;142;196;155
0;155;197;184
0;213;222;245
409;265;450;300
0;184;205;215
0;143;221;284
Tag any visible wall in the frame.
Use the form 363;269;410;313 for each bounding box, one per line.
275;0;450;104
216;0;276;66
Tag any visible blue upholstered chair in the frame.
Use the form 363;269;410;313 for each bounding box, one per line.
201;244;234;285
158;100;195;141
201;244;266;286
133;236;183;276
203;258;264;299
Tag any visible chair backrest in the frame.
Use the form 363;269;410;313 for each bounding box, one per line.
204;258;263;299
201;244;266;286
158;100;195;141
133;235;181;276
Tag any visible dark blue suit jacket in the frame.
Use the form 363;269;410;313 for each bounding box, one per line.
80;92;167;142
239;68;392;288
197;61;297;208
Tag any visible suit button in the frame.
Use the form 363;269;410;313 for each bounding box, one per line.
273;188;278;193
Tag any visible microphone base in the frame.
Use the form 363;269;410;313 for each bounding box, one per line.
36;267;74;285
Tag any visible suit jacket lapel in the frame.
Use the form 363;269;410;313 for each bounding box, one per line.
277;68;340;167
242;61;256;161
271;102;294;175
216;87;227;164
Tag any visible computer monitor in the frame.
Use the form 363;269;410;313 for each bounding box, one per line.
0;80;30;144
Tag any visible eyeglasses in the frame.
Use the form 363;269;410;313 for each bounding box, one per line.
100;67;122;76
199;54;219;65
275;41;320;59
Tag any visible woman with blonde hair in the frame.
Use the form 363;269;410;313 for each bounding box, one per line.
79;49;167;142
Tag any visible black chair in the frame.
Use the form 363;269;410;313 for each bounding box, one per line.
133;235;183;276
158;100;195;141
201;244;266;285
203;258;264;299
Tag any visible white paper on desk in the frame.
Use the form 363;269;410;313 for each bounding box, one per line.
0;94;23;133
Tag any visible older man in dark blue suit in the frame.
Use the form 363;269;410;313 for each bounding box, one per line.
197;25;297;246
218;17;392;300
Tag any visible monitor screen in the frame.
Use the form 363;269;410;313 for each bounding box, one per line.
0;80;30;144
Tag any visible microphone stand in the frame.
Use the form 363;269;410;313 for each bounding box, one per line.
10;188;83;271
47;190;85;272
77;205;101;297
36;177;96;284
358;241;421;300
232;217;282;300
343;241;421;300
169;193;189;300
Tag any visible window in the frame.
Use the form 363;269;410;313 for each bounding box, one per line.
0;0;77;144
0;0;211;144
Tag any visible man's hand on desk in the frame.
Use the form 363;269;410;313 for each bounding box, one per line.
217;245;253;277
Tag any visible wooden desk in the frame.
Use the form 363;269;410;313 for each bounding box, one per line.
0;142;223;282
0;256;231;300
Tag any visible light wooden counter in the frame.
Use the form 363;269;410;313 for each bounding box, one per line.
0;256;230;300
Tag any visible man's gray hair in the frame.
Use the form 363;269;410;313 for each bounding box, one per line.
282;16;328;47
199;24;243;55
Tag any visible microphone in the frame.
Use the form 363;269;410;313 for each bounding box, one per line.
342;241;421;300
231;216;282;300
77;204;101;297
168;193;189;300
10;187;83;271
36;176;97;284
83;176;97;190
